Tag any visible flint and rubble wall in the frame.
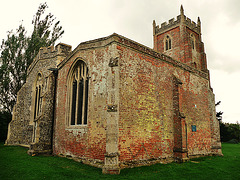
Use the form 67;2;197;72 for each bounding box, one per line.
6;44;70;148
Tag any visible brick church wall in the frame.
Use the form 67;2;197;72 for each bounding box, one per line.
115;35;215;164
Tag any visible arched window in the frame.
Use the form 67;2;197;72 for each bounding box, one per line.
190;34;195;50
34;73;43;120
32;73;43;143
68;61;89;126
165;35;172;51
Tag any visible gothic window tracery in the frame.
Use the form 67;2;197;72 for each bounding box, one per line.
68;61;89;126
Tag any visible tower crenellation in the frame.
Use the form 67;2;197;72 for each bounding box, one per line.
36;43;72;61
27;43;72;75
153;15;200;35
153;16;181;35
153;5;207;72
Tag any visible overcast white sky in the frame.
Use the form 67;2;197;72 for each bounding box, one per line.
0;0;239;123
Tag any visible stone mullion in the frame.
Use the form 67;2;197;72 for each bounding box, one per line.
81;65;87;125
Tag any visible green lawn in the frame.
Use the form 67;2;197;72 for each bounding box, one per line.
0;143;239;180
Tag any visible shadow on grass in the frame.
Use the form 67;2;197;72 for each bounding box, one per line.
0;142;239;180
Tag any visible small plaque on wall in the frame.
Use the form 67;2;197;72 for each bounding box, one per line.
192;125;197;132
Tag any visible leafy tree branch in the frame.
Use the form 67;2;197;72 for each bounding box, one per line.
0;2;64;113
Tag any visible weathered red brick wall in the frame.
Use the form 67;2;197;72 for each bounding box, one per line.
118;45;174;161
117;43;213;163
180;73;212;155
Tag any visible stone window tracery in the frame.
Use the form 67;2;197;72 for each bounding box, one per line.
165;35;172;51
68;61;89;126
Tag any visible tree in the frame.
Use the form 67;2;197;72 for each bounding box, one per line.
0;2;64;113
0;24;27;113
220;122;240;143
215;101;223;122
215;101;240;143
25;3;64;68
0;111;12;141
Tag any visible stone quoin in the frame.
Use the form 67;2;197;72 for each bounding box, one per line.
6;6;222;174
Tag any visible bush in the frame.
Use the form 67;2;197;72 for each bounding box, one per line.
0;111;12;142
227;139;239;144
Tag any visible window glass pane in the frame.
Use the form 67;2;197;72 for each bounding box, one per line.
69;61;89;126
71;81;77;125
77;79;84;125
84;78;89;125
37;86;41;116
34;87;38;119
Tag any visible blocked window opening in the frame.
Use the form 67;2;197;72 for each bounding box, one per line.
190;34;195;50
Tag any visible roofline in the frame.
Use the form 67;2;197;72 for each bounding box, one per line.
57;33;208;80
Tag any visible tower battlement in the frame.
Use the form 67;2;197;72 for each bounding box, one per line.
27;43;72;75
153;6;201;35
36;43;72;60
153;5;206;72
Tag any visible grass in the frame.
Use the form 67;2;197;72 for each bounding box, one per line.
0;143;239;180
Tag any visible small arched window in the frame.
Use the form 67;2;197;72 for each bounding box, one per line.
34;73;43;120
190;34;195;50
68;61;89;126
165;35;172;51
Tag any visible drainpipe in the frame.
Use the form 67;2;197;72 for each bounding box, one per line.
48;68;58;153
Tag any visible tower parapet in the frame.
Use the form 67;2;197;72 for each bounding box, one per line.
35;43;71;61
153;15;201;35
27;43;72;75
153;5;207;72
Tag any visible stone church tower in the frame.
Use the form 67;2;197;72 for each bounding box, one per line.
6;6;222;174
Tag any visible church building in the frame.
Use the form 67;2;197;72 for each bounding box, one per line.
6;6;222;174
